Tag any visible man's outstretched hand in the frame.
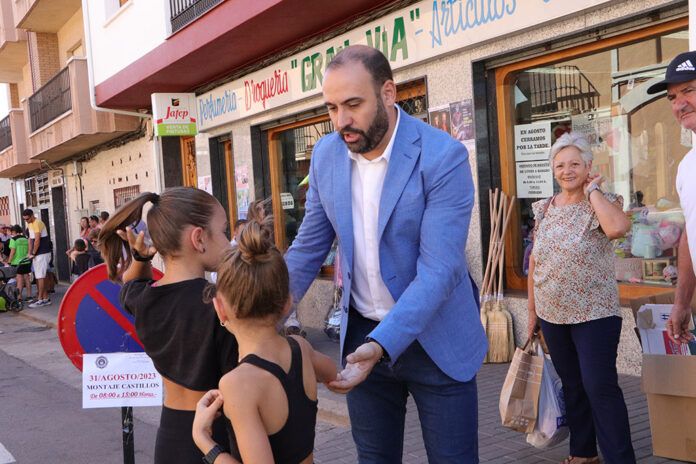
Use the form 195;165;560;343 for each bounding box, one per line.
327;341;383;394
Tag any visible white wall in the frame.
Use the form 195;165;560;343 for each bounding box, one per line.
62;135;158;243
86;0;169;85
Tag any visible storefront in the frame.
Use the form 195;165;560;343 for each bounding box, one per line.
195;0;689;368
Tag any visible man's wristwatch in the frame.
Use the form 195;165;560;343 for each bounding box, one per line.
586;183;602;199
365;337;391;364
202;444;223;464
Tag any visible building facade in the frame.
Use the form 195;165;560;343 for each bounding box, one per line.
0;0;154;279
89;0;689;373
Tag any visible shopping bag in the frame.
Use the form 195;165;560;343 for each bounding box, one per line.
526;344;569;448
499;337;544;433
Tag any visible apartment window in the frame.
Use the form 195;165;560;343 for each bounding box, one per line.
104;0;131;20
89;200;100;216
25;178;37;208
114;186;140;209
493;19;689;293
0;196;10;217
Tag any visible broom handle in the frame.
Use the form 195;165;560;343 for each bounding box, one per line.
496;194;517;297
481;189;499;298
497;195;507;298
488;190;506;296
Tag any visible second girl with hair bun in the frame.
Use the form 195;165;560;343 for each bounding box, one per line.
192;212;338;464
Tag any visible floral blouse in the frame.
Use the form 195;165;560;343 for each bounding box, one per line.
531;193;623;324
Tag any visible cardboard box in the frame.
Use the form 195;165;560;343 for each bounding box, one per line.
636;304;694;355
642;355;696;462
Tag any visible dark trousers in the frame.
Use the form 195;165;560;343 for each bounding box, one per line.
539;316;636;464
344;308;479;463
155;406;228;464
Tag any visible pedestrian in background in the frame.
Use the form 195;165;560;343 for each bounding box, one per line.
23;209;52;308
99;211;110;227
192;213;337;464
99;187;238;464
0;225;11;261
527;132;634;464
89;215;100;231
86;228;103;267
5;225;31;303
651;52;696;343
79;217;91;241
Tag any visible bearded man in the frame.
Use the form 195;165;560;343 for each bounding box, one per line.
285;45;486;463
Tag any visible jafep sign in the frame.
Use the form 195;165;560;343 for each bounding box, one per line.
152;93;197;136
196;0;614;131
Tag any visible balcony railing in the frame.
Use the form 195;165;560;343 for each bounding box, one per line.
29;66;72;132
0;115;11;152
170;0;224;33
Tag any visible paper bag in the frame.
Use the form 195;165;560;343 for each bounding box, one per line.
500;340;543;433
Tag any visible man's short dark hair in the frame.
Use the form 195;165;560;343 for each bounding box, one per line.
100;211;109;221
11;225;23;234
22;208;34;218
326;45;393;93
89;215;99;222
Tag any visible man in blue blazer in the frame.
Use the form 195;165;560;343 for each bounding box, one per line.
286;45;487;463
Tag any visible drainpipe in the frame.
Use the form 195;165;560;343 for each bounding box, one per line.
81;0;163;193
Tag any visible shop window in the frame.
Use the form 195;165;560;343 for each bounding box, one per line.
114;185;140;209
267;78;428;251
494;20;688;295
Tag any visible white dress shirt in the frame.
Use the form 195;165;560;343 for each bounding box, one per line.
349;108;401;321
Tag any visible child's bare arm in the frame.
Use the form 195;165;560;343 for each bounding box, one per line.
312;349;338;383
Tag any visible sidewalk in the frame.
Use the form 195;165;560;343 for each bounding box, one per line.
19;283;685;463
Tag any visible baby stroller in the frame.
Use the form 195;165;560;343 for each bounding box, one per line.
0;265;23;312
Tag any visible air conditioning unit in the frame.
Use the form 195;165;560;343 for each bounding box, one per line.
49;170;64;188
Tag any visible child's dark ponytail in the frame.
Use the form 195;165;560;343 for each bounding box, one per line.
99;192;159;280
99;187;219;281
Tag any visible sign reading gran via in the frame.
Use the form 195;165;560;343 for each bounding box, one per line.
197;0;614;130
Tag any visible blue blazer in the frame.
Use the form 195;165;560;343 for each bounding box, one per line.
285;107;487;382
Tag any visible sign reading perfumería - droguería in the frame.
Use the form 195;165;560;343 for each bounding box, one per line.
196;0;615;130
152;93;197;136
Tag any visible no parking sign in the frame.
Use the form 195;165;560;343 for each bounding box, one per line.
57;263;163;371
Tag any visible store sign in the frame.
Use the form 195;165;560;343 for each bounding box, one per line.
82;352;163;409
197;0;613;130
516;160;553;199
514;123;551;162
152;93;198;136
280;192;295;210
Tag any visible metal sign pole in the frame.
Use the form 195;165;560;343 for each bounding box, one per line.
121;406;135;464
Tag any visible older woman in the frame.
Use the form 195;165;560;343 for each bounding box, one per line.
527;132;634;464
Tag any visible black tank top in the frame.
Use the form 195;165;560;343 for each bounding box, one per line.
228;337;318;463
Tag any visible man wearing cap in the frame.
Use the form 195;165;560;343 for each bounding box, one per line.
648;51;696;343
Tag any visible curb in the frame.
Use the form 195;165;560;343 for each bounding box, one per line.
14;310;56;328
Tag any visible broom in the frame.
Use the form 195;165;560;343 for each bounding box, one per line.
488;194;516;362
482;190;505;362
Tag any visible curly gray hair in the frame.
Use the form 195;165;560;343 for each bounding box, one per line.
549;132;593;165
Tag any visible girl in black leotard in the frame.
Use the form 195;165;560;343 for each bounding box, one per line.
192;214;337;464
99;187;238;464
